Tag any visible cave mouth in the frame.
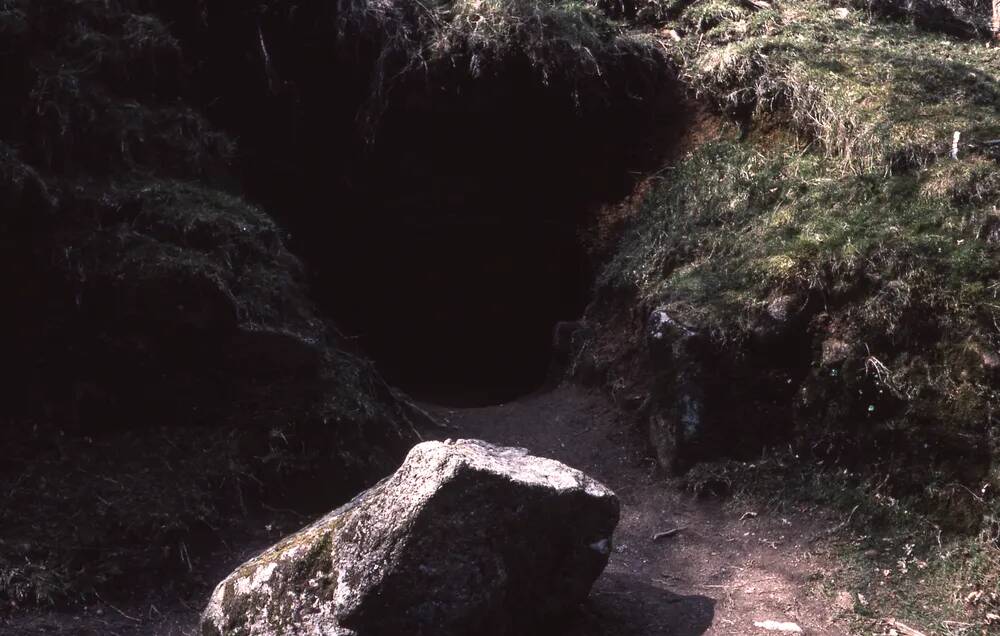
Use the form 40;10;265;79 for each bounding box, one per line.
145;0;688;406
328;200;591;407
303;76;612;407
255;69;682;406
207;41;685;405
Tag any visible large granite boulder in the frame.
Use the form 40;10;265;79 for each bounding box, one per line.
201;439;620;636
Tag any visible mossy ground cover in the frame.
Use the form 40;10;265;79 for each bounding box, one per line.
604;131;1000;357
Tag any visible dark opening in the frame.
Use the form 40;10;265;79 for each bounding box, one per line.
184;10;683;405
287;73;680;405
306;73;609;405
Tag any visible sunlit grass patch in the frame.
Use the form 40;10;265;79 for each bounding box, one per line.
666;1;1000;172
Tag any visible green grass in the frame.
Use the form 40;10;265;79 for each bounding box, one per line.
666;1;1000;172
604;133;999;334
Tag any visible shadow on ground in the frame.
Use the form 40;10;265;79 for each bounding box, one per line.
564;572;715;636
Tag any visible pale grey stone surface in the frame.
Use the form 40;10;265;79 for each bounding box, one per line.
201;439;619;636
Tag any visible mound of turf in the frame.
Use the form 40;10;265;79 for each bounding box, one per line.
588;0;1000;529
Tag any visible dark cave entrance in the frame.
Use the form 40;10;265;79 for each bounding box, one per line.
187;12;685;405
244;72;681;406
300;71;683;406
320;198;590;407
292;73;644;406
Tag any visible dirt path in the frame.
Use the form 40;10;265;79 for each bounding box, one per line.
2;385;857;636
426;386;856;636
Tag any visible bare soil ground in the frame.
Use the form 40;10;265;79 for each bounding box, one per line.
427;385;857;636
1;385;859;635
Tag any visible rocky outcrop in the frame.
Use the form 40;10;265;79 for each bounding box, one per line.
201;439;620;636
647;310;708;472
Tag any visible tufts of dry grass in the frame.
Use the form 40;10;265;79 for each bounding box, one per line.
337;0;669;134
661;1;1000;174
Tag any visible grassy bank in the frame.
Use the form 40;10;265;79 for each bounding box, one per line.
581;0;1000;630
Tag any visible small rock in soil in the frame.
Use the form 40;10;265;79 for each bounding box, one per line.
753;619;803;633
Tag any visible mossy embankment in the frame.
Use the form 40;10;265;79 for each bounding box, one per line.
588;0;1000;504
576;0;1000;627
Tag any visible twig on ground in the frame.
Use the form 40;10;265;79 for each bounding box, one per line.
652;526;687;541
829;504;860;533
810;504;859;543
95;592;141;623
882;618;929;636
